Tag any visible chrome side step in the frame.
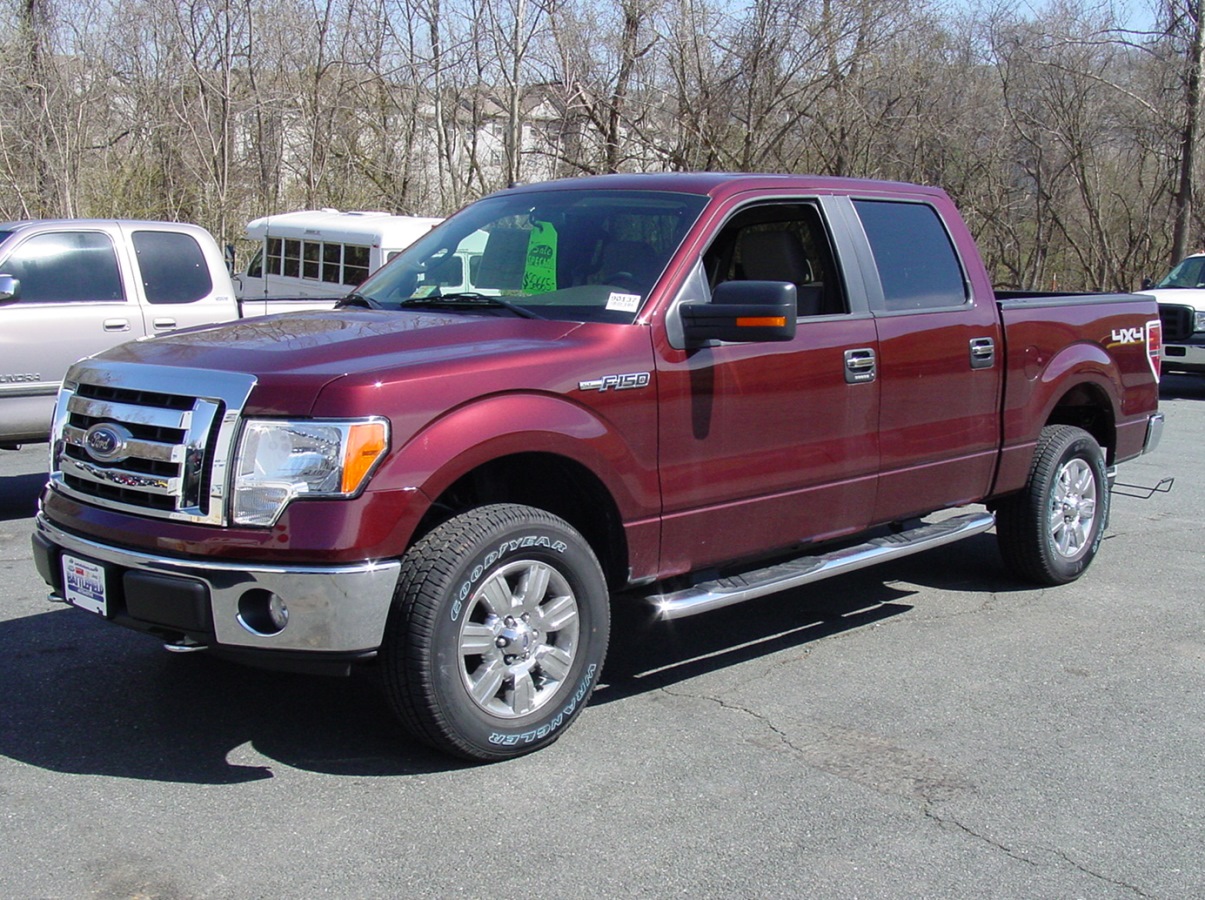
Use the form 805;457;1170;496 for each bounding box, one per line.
647;511;996;620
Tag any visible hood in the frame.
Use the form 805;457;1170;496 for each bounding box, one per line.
94;309;586;418
1138;287;1205;311
99;309;582;378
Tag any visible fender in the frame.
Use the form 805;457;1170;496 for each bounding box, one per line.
1002;341;1122;445
1033;340;1123;428
368;389;660;530
994;340;1122;496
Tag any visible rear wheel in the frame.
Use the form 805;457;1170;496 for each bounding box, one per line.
996;425;1109;585
381;503;609;761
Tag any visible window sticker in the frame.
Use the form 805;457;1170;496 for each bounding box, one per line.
606;292;642;313
522;221;558;294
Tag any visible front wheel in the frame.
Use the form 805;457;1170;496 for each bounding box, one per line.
996;424;1109;585
381;504;609;761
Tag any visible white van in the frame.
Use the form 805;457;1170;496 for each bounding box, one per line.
235;209;443;300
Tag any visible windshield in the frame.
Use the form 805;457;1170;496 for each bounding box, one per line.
352;189;707;323
1155;255;1205;289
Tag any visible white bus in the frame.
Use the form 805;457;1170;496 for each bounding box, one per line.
235;209;443;300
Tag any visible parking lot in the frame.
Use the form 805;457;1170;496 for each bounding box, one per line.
2;375;1203;898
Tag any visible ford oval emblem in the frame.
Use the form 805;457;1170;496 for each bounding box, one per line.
84;422;132;463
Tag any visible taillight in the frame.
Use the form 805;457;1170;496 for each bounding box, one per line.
1146;318;1162;380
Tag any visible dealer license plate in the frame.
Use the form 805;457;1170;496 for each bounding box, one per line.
62;553;108;617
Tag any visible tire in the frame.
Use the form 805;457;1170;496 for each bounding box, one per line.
996;424;1109;585
381;503;609;761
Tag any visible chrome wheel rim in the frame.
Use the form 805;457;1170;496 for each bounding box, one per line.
1049;458;1098;560
457;560;580;718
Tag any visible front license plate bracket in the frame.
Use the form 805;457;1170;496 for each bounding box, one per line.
62;553;108;617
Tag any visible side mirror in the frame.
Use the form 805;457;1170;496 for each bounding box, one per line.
1140;277;1154;291
680;280;797;345
0;274;20;303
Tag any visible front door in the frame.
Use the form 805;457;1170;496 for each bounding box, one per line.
654;197;882;575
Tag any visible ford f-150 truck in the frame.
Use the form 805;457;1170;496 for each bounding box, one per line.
0;219;333;448
31;174;1164;761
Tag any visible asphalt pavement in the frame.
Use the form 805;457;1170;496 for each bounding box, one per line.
2;375;1203;898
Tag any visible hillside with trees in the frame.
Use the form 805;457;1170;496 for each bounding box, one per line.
2;0;1201;290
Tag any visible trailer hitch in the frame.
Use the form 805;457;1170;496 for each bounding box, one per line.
1110;476;1175;499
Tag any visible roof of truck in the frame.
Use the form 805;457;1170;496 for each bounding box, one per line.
493;172;950;201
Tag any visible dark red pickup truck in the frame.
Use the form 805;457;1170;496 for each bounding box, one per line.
32;174;1163;760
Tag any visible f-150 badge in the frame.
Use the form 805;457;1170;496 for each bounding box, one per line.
579;372;651;392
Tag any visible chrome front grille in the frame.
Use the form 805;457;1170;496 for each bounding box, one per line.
50;361;257;525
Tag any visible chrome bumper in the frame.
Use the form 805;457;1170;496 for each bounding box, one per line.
35;514;400;653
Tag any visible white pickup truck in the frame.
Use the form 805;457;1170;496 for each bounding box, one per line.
0;219;331;448
1140;252;1205;374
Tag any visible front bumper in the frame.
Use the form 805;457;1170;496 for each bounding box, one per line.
33;514;400;657
1162;339;1205;372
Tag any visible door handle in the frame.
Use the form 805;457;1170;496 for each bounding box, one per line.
102;318;130;332
153;317;178;330
969;337;995;369
844;347;877;384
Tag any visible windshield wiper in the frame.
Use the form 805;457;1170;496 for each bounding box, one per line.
401;292;546;320
336;291;382;310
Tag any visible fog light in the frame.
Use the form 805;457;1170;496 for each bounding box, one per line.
237;589;290;636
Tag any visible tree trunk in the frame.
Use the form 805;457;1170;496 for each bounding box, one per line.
1172;0;1205;263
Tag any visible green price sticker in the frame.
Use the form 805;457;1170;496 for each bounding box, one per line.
522;221;558;294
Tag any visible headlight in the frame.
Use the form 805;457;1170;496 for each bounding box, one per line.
232;418;389;526
1195;310;1205;333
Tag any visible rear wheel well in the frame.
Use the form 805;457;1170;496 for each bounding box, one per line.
414;453;629;589
1046;383;1116;463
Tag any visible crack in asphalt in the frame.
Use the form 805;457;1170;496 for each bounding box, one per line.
1050;848;1155;898
661;685;1156;897
922;807;1039;866
657;684;972;804
926;811;1155;897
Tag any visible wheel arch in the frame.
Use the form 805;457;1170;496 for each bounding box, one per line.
418;451;631;589
1033;341;1124;461
1044;380;1117;462
994;346;1124;498
369;392;656;588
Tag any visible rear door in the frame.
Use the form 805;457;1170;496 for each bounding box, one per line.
126;227;238;331
842;196;1004;522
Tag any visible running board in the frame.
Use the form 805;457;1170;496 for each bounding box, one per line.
647;511;996;620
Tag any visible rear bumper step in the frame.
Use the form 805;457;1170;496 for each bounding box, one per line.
647;511;996;620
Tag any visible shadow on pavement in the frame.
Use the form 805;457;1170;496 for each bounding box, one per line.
0;471;44;522
1;525;1020;783
0;605;461;783
598;530;1019;701
1160;372;1205;400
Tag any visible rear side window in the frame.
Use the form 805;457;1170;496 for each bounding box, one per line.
132;231;213;304
1;231;124;303
854;200;967;311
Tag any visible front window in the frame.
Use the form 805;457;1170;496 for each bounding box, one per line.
0;231;124;303
1155;256;1205;289
353;189;707;323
